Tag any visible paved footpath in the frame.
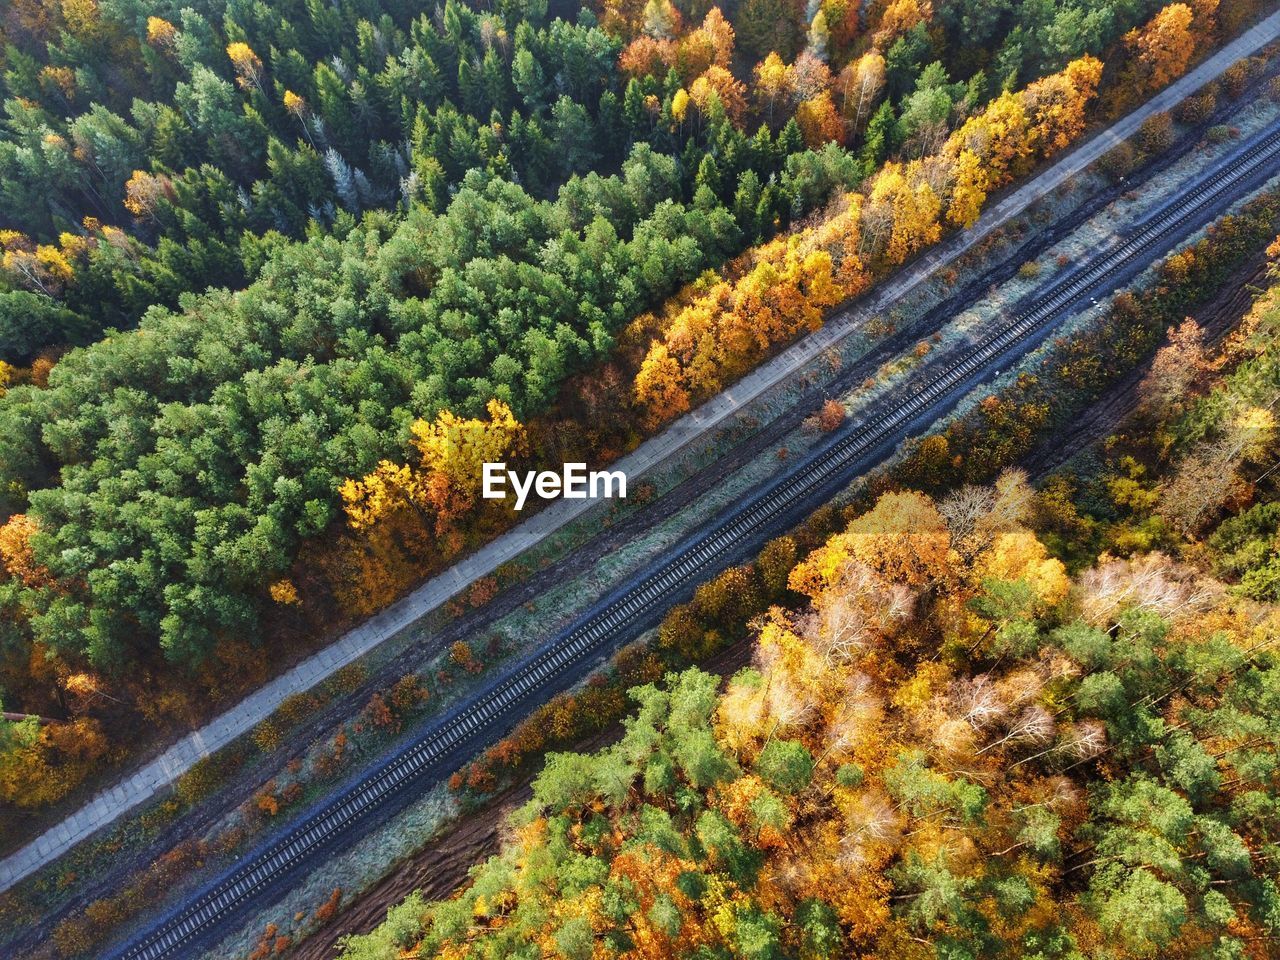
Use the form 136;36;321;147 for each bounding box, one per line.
4;10;1279;893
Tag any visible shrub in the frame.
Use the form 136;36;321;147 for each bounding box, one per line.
255;781;281;817
466;765;496;791
278;691;321;726
175;755;221;806
1137;113;1173;153
252;718;284;754
315;888;343;923
450;640;482;673
248;927;275;960
1174;91;1216;125
84;898;125;927
1098;141;1137;181
389;673;427;714
138;798;181;833
365;693;394;730
467;576;498;608
816;398;846;431
53;916;93;958
326;663;368;696
1221;58;1256;99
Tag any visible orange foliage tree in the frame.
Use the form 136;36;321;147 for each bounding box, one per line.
633;58;1102;428
633;225;855;427
795;91;845;147
0;513;50;587
1126;3;1196;91
618;7;736;85
689;65;748;123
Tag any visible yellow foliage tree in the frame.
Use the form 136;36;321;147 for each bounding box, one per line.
269;579;301;606
282;89;307;118
1126;2;1195;91
410;398;527;521
886;173;942;265
753;52;790;125
226;41;264;91
332;400;526;615
974;531;1070;610
947;149;988;229
671;87;690;125
341;399;525;535
339;461;425;532
0;715;108;808
872;0;930;49
59;0;104;44
145;15;176;49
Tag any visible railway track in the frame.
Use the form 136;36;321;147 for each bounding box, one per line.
110;119;1280;960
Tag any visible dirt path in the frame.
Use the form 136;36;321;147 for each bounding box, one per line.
291;641;757;960
1023;254;1273;479
298;783;529;958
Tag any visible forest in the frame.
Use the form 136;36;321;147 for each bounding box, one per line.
0;0;1259;817
337;246;1280;960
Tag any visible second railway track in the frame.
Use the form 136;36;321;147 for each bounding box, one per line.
111;118;1280;960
